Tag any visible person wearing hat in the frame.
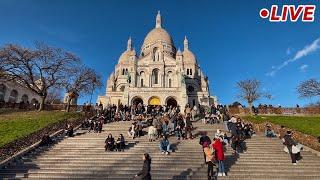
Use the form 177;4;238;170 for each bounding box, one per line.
283;131;301;165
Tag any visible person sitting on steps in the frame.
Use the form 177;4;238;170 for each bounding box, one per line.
128;122;136;139
39;133;53;146
65;123;74;137
265;124;276;138
116;134;125;151
148;125;157;142
159;135;171;155
105;133;115;151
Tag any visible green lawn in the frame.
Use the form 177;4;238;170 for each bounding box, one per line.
242;115;320;137
0;111;82;147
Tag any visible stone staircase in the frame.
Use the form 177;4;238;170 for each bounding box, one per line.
0;121;218;179
191;134;320;180
1;120;320;180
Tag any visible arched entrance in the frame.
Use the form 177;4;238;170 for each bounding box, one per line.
148;96;160;106
131;96;143;106
166;97;177;107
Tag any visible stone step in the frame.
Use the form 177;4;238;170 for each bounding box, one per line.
227;172;320;176
229;168;320;173
25;172;190;178
1;173;188;179
18;161;204;166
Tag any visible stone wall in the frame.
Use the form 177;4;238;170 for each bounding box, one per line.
0;117;84;162
0;103;81;112
241;118;320;152
229;106;320;115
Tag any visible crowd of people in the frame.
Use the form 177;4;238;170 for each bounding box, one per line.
76;102;307;179
198;114;258;179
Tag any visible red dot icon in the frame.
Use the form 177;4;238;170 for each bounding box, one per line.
260;8;269;18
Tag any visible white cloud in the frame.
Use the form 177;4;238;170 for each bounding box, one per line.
299;64;309;72
267;38;320;77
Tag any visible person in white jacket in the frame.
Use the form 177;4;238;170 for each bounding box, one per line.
148;125;157;142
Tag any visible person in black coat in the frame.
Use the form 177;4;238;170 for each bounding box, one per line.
105;134;115;151
116;134;125;151
39;133;53;146
135;153;151;180
66;124;74;137
284;131;301;164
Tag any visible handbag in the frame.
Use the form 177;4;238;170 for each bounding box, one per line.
292;145;300;154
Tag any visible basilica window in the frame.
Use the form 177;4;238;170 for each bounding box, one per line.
169;79;172;88
140;71;145;87
122;69;125;75
187;69;190;75
152;69;159;84
120;86;125;92
21;94;28;103
0;84;6;102
8;90;18;103
190;69;192;75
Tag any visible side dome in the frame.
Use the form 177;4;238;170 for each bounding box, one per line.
182;36;197;64
118;37;136;64
118;49;136;64
183;50;197;64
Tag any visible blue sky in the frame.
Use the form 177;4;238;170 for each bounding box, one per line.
0;0;320;107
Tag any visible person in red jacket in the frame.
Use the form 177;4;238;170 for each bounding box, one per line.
212;137;226;176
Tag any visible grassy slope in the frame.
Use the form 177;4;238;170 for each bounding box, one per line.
242;115;320;137
0;111;82;147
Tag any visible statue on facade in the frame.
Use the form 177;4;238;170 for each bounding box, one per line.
126;71;131;85
154;49;160;61
181;72;186;87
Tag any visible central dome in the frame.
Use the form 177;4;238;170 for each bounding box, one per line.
142;27;173;47
140;11;176;57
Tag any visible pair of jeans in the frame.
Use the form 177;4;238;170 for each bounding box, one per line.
217;160;225;173
224;121;229;132
159;144;170;152
176;129;183;138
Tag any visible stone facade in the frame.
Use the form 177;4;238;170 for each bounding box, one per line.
0;80;40;104
97;12;216;110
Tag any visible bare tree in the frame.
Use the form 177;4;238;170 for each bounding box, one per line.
46;87;63;104
297;79;320;100
236;79;270;113
65;66;102;112
0;43;80;110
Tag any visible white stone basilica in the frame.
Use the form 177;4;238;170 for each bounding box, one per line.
97;12;216;110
